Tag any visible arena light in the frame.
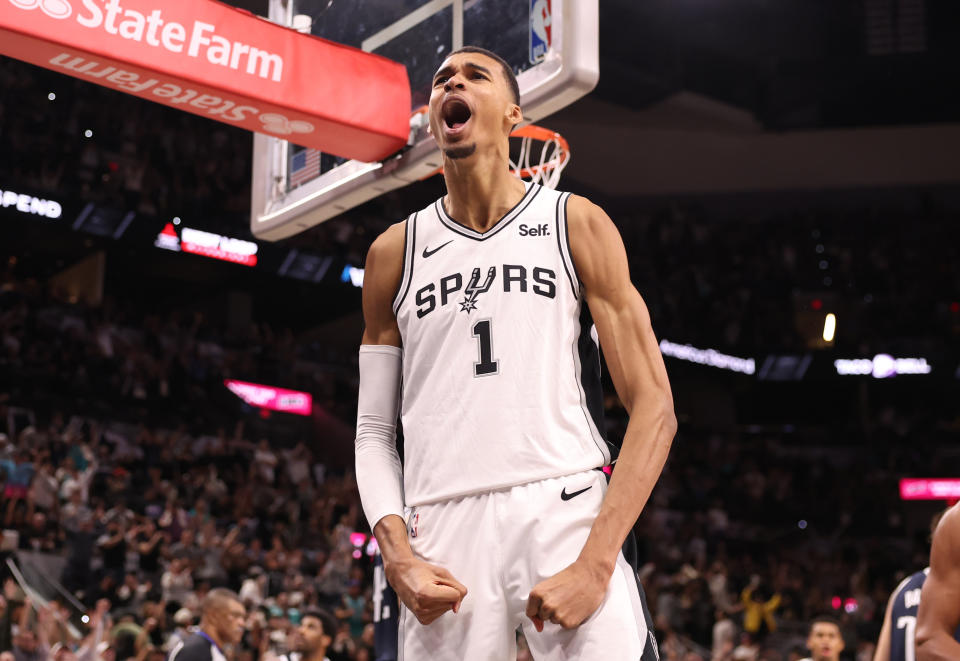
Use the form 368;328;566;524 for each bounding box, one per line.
899;478;960;501
822;313;836;342
834;354;932;378
658;339;756;375
341;265;365;288
224;379;312;416
0;187;62;219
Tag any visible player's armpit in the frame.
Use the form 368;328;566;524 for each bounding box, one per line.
564;194;676;576
916;505;960;661
361;221;406;347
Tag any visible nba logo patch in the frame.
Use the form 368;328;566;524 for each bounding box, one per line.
529;0;552;64
410;512;420;538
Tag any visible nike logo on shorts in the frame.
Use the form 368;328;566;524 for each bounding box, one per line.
560;485;592;501
422;240;453;258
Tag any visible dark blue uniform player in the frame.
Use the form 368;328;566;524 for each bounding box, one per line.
876;568;928;661
876;568;960;661
876;506;960;661
372;551;399;661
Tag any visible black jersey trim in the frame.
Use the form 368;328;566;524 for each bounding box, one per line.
390;214;412;310
578;302;614;462
392;213;418;315
435;182;541;241
570;299;610;466
555;192;578;297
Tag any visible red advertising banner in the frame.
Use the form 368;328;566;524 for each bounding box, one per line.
0;0;411;162
900;478;960;502
225;379;312;416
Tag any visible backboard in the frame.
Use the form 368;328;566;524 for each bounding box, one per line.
251;0;598;241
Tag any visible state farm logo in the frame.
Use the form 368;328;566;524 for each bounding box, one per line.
10;0;71;19
9;0;285;83
48;52;314;138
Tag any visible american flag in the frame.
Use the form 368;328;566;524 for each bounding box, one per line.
289;148;321;188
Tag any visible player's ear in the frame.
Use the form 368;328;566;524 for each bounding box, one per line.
505;103;523;129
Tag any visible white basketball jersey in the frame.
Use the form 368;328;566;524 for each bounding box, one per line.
392;182;613;506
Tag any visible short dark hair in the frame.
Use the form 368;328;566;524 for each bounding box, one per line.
448;46;521;107
201;588;241;618
809;614;841;633
301;608;337;637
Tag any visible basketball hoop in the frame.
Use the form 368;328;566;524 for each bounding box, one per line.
508;124;570;189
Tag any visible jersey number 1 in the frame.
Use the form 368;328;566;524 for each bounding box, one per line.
472;319;499;376
897;615;916;661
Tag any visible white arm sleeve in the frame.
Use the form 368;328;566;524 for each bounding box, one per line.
355;344;405;532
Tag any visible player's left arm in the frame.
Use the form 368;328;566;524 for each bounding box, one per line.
917;505;960;661
526;195;676;631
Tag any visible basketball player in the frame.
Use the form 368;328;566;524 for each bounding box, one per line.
168;589;245;661
916;502;960;660
800;616;845;661
355;46;676;659
876;567;929;661
282;609;337;661
873;510;953;661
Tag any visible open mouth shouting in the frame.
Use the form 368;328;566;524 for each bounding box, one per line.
441;96;473;136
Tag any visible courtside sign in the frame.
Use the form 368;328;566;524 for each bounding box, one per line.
0;0;410;161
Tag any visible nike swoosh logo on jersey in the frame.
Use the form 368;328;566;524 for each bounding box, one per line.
422;240;453;258
560;485;592;501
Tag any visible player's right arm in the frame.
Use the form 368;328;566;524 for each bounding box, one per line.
916;505;960;661
872;586;896;661
357;222;467;625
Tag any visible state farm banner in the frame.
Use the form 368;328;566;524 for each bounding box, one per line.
0;0;411;161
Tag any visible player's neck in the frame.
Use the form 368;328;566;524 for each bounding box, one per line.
441;150;527;233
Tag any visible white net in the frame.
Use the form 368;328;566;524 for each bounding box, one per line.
508;126;570;189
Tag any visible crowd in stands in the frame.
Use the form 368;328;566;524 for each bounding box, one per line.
1;268;953;661
617;194;960;355
0;58;251;235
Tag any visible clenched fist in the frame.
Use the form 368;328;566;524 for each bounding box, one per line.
526;559;609;631
385;556;468;625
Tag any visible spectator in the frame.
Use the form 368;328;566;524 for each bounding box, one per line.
741;578;781;640
161;558;194;606
280;608;336;661
333;580;368;640
712;608;737;660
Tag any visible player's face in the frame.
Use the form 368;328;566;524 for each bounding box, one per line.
806;622;844;661
429;52;520;160
296;616;329;653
